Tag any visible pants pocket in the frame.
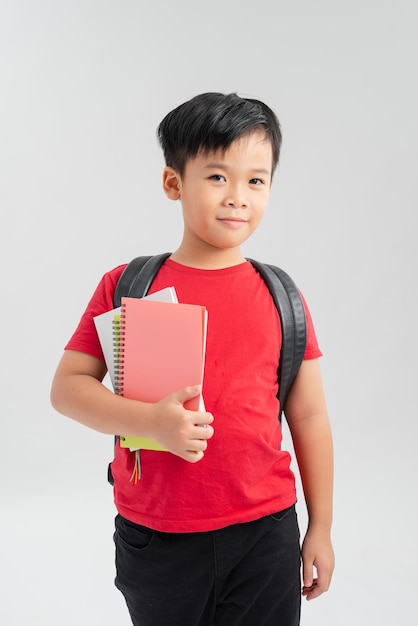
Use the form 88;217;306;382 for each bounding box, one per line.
114;514;155;552
269;505;301;546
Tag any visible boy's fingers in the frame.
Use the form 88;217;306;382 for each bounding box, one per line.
302;561;333;599
194;421;214;434
184;449;205;463
302;579;321;600
302;578;317;594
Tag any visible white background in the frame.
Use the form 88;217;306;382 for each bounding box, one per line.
1;1;417;624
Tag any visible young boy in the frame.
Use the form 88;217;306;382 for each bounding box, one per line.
51;92;334;626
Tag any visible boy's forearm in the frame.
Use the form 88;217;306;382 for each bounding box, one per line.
51;371;213;463
288;413;334;529
51;372;155;437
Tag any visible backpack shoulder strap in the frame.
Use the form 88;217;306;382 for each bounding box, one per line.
113;252;171;307
247;259;307;420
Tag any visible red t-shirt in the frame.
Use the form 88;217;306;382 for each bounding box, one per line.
65;259;322;532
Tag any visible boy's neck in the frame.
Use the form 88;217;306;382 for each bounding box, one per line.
170;246;247;270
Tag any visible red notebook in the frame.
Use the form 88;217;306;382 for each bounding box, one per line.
118;297;207;451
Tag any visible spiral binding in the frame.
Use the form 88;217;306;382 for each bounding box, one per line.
113;306;125;395
113;303;140;483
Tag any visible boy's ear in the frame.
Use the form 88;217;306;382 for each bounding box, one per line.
162;167;182;200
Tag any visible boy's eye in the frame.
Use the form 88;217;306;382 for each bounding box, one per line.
209;174;226;182
249;178;263;185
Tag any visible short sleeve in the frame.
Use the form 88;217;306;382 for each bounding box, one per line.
64;264;126;360
300;291;323;360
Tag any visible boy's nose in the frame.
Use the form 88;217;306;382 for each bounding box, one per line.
225;190;248;208
227;198;248;208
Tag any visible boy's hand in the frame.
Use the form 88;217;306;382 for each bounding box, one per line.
301;525;335;601
151;385;214;462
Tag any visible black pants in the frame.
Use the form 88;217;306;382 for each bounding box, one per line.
114;505;301;626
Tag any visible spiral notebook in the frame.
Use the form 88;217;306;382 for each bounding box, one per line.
117;296;207;451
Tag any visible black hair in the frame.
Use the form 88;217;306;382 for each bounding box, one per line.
157;92;282;177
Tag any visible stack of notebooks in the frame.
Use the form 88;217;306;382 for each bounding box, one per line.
94;288;207;452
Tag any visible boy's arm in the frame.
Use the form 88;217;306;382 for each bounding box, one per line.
50;350;213;462
284;358;335;600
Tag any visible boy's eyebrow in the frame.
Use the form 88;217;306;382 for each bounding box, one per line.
204;162;271;176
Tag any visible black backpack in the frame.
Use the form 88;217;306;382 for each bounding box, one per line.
113;252;307;422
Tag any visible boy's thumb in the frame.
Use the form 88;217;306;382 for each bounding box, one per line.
175;385;201;404
302;561;313;590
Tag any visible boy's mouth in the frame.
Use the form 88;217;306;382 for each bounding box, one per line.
218;217;248;228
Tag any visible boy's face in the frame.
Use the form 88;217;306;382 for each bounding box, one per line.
163;131;273;264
